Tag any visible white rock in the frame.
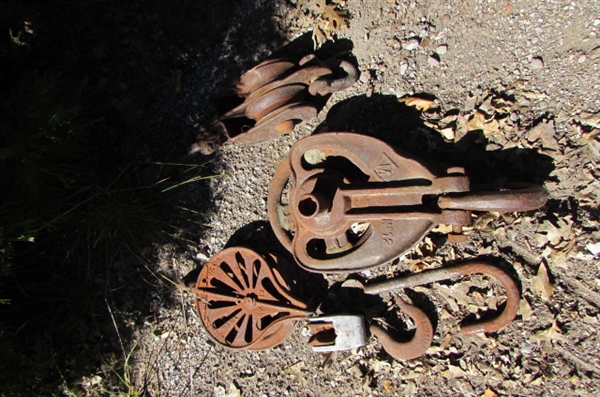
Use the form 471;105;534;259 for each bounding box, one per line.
586;242;600;256
399;59;409;75
436;44;448;55
531;56;544;69
428;55;440;67
578;54;587;63
402;38;420;51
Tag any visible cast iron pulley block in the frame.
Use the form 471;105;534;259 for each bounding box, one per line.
267;133;548;273
192;247;311;350
191;55;359;155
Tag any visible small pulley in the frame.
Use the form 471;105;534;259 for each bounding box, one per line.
192;247;311;350
190;55;359;155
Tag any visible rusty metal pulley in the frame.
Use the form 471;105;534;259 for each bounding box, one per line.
190;55;359;155
192;247;311;350
267;133;548;273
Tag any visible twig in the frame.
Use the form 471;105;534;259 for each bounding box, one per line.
555;344;600;378
562;278;600;308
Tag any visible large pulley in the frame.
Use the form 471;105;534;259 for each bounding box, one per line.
192;247;311;350
267;133;548;273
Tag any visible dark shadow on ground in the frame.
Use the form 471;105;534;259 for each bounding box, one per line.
313;94;554;186
0;0;290;395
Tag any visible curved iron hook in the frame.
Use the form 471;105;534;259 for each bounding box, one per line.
362;262;521;335
369;297;434;361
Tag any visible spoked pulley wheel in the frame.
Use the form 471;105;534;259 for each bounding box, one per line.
193;247;311;350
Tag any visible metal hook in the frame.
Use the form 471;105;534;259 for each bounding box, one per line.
369;297;434;361
361;262;521;335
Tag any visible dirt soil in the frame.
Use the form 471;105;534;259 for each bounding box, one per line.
82;1;600;396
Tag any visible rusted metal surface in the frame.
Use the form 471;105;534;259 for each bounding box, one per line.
369;297;434;361
438;184;549;212
192;247;520;357
192;247;311;350
330;261;518;360
358;261;520;335
267;132;548;273
190;56;359;155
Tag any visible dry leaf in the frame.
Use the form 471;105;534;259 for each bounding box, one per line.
405;261;431;272
347;364;364;378
576;111;600;129
441;365;469;379
501;379;518;391
520;90;548;101
519;298;533;320
285;361;305;374
439;333;453;349
438;127;455;141
299;0;350;48
491;97;513;113
478;97;496;117
431;224;453;234
532;263;555;301
535;216;573;248
454;114;468;141
285;361;307;385
531;376;544;386
322;2;349;30
398;96;435;111
440;308;454;319
473;212;500;230
383;379;394;392
482;388;498;397
526;120;551;143
539;119;559;151
312;24;328;48
477;94;513;117
437;114;458;128
466;111;500;136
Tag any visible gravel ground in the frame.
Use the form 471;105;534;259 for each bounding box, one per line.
81;1;600;396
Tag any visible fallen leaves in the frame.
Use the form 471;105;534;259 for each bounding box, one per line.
440;364;469;379
404;87;571;158
535;216;574;249
519;298;534;320
466;110;500;137
574;113;600;160
398;96;436;111
532;263;555;301
285;361;308;384
295;0;351;48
